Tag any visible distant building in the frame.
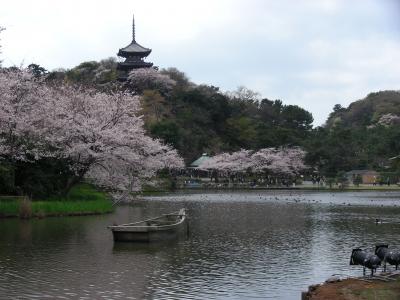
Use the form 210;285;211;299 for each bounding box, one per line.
190;153;210;168
345;170;379;184
117;14;153;81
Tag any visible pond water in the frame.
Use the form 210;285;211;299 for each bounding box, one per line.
1;190;400;299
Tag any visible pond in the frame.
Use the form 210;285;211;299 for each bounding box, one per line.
1;190;400;299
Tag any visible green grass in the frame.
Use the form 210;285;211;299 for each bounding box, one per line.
44;183;109;202
0;184;113;218
31;200;113;216
0;200;20;217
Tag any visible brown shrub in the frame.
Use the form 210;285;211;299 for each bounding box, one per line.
19;196;32;219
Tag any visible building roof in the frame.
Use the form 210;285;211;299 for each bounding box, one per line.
345;170;379;175
190;153;210;167
118;14;152;57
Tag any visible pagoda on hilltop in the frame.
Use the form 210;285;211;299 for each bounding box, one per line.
117;14;153;81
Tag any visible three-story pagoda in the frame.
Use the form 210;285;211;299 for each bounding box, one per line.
117;15;153;81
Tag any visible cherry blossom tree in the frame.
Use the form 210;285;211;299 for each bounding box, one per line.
0;69;55;161
198;149;253;173
0;27;4;66
198;147;306;176
127;68;176;95
225;86;260;102
0;69;184;196
378;113;400;126
251;147;306;176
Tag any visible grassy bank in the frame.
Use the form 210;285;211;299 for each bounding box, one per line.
0;184;113;218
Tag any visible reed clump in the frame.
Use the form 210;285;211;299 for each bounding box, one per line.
19;196;32;219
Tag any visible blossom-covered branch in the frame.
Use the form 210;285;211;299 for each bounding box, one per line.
198;147;307;176
127;68;176;95
0;69;184;195
0;27;4;66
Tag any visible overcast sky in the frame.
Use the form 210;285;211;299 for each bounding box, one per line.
1;0;399;125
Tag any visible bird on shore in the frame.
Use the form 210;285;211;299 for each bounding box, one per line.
375;244;400;271
350;248;381;276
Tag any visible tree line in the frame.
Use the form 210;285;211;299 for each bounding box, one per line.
43;59;314;163
54;59;400;182
1;53;400;197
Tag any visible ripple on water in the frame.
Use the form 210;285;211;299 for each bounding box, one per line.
1;190;400;299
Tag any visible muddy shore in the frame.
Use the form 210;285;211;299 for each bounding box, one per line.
302;273;400;300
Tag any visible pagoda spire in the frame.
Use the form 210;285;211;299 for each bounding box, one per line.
117;14;153;81
132;14;135;42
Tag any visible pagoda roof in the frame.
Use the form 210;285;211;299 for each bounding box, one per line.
118;14;151;57
118;42;151;57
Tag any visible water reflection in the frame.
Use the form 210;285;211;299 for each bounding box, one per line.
1;190;400;299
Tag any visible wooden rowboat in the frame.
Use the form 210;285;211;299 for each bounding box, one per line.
108;208;188;242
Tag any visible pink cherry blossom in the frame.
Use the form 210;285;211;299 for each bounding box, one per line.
0;69;184;194
198;147;306;176
127;68;176;94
